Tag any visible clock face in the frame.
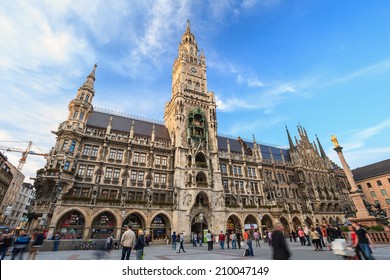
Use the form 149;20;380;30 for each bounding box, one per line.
190;67;197;74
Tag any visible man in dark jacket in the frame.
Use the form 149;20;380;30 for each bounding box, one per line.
11;230;31;260
271;223;291;260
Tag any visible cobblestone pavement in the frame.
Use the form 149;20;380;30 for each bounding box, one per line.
2;241;389;260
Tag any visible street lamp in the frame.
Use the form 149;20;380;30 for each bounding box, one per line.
198;213;204;244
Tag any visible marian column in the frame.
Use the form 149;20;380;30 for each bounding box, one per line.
331;135;370;219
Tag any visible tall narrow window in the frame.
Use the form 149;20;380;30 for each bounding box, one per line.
133;152;139;162
83;145;91;156
140;153;146;164
79;112;84;121
78;165;86;176
73;111;79;119
161;156;167;166
63;161;70;171
91;146;99;157
85;95;90;102
154;174;160;184
109;149;116;160
130;171;137;181
86;166;94;177
138;171;144;182
62;140;69;151
161;174;167;184
117;150;123;161
69;140;76;152
105;167;113;179
113;168;120;180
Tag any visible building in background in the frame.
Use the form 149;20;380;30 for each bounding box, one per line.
353;159;390;217
30;22;354;241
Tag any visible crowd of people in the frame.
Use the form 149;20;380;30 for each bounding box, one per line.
0;222;376;260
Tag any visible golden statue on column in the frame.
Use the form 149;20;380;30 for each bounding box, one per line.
331;135;340;148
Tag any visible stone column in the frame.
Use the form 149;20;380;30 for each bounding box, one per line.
334;146;370;219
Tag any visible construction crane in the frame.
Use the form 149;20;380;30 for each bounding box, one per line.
0;141;48;171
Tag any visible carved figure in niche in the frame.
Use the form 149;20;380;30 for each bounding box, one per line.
307;202;313;212
187;194;193;207
215;193;224;207
285;204;289;211
297;203;302;211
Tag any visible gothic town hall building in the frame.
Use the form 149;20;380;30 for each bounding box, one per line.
31;22;354;242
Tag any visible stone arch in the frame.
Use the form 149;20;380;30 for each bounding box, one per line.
304;216;313;228
226;213;242;232
195;191;210;206
280;216;290;234
55;209;86;239
196;171;207;187
195;152;207;167
150;212;172;241
261;214;274;230
292;216;302;230
244;214;260;233
123;211;146;233
90;210;117;239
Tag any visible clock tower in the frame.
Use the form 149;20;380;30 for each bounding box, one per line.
164;20;224;236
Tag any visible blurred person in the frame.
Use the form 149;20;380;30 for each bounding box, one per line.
304;226;311;246
254;230;261;247
197;232;203;247
297;227;306;246
231;231;237;249
0;230;13;260
53;232;61;251
236;230;242;249
225;230;230;249
271;223;291;260
310;227;322;251
11;230;31;260
353;223;374;260
28;229;45;260
106;234;113;252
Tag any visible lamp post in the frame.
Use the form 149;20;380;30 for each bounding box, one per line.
199;213;204;244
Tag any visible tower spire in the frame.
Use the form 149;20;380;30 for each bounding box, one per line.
316;134;327;159
286;126;295;151
186;19;190;33
82;63;97;90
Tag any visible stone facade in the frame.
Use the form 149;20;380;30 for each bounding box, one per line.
31;22;354;241
353;159;390;218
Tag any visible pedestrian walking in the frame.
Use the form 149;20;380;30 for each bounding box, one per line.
267;230;272;246
291;230;297;242
236;230;242;249
171;231;177;250
304;226;311;246
192;232;197;247
177;232;186;253
198;232;203;247
254;230;261;247
134;229;145;260
225;230;230;249
310;227;322;251
120;224;135;260
206;230;213;251
231;231;237;249
218;231;225;249
271;223;291;260
353;223;374;260
53;232;61;251
106;234;113;252
0;230;13;260
244;230;254;256
11;230;31;260
28;229;45;260
297;227;306;246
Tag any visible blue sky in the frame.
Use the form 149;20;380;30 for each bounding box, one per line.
1;0;390;183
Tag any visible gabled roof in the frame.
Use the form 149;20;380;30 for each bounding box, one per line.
352;159;390;181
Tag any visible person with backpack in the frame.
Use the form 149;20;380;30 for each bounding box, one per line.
11;230;31;260
134;229;145;260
